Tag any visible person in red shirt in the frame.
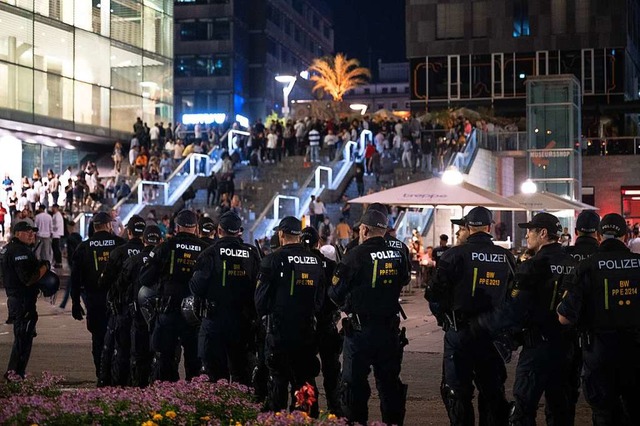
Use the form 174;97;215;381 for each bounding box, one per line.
0;203;7;239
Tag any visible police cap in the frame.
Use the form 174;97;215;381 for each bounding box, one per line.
13;221;38;233
301;226;319;248
175;209;198;228
274;216;302;235
367;203;389;215
360;209;388;229
269;234;280;250
465;206;494;226
198;216;217;235
92;211;111;225
450;217;466;226
518;212;562;236
126;215;146;236
219;211;242;234
599;213;626;237
575;210;600;233
143;225;162;244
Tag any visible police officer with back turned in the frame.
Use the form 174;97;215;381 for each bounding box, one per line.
190;211;259;384
2;220;50;379
426;206;513;426
118;224;163;387
562;209;600;425
476;212;576;425
98;214;146;386
70;211;125;381
329;208;410;426
558;213;640;425
255;216;325;415
301;226;342;416
139;209;207;382
198;216;217;245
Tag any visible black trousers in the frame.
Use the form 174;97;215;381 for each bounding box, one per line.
441;327;508;426
130;314;153;388
582;331;640;426
52;238;62;264
511;339;573;426
85;292;108;380
151;312;200;382
342;321;406;425
6;297;37;378
199;316;251;385
317;323;343;415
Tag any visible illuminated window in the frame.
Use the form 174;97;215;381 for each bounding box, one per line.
513;0;530;37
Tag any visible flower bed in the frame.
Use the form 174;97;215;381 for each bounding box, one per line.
0;373;358;425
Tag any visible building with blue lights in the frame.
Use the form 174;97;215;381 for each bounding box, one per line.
174;0;333;123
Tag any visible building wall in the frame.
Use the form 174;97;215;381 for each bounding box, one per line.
0;0;173;140
582;155;640;215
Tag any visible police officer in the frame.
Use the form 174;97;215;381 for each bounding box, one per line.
426;206;513;426
564;210;601;262
198;216;217;245
451;216;470;246
562;209;600;425
329;209;410;425
432;234;450;266
116;224;163;387
70;211;125;381
139;209;207;382
558;213;640;425
97;214;146;386
477;212;576;425
189;211;259;384
255;216;325;414
301;226;342;415
2;221;49;378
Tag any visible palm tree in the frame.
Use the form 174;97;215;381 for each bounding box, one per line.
308;53;371;102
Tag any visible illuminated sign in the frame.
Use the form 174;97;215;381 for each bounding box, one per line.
182;113;226;125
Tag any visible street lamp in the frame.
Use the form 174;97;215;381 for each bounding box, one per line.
521;179;538;194
275;75;297;119
442;166;464;185
350;103;368;115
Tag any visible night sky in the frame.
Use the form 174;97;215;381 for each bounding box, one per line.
327;0;406;75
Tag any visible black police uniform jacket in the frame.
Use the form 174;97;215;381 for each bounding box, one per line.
255;243;325;341
426;232;514;319
99;237;145;303
2;237;41;308
557;238;640;330
311;248;338;329
189;236;260;322
564;235;599;263
479;242;575;339
115;245;155;309
70;231;125;302
139;232;207;309
329;236;410;317
344;233;411;275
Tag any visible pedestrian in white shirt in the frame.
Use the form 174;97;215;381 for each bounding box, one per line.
402;138;414;169
629;229;640;253
308;127;321;163
51;204;64;267
312;197;327;228
34;205;53;263
25;186;37;212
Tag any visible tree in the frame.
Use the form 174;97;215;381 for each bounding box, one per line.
308;53;371;102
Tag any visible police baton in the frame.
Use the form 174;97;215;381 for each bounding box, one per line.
254;239;265;260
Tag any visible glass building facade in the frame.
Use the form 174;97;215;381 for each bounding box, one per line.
0;0;173;139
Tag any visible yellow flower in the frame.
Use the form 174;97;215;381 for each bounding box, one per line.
200;416;211;421
235;422;243;426
275;412;282;417
328;414;337;420
165;410;177;419
153;413;163;421
30;424;39;426
300;412;309;418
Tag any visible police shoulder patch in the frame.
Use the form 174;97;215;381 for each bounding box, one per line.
511;289;520;298
331;275;340;286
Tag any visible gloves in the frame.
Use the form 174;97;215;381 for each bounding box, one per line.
72;303;85;321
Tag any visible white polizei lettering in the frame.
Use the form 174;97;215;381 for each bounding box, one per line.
220;247;250;258
598;258;640;270
176;244;202;251
14;255;28;261
471;252;507;263
128;248;141;257
89;240;116;247
287;255;319;264
550;264;574;275
386;240;402;249
370;250;401;261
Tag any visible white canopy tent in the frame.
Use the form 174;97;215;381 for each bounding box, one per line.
508;191;598;212
349;178;526;210
349;178;526;246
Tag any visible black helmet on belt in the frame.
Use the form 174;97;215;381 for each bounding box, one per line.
38;270;60;297
137;285;158;325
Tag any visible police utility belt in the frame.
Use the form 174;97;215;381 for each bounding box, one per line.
342;312;400;332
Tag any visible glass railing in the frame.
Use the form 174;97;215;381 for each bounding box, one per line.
395;208;435;245
447;129;478;174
